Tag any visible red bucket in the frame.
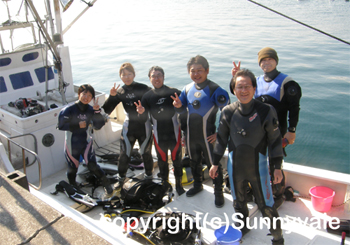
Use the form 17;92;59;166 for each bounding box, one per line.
309;186;335;212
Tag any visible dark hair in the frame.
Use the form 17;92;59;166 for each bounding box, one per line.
78;84;95;98
230;69;256;95
119;62;135;77
187;55;209;72
148;66;165;77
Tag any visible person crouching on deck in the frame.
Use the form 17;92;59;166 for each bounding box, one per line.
58;84;114;198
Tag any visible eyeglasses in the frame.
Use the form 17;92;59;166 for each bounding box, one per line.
151;74;163;79
235;85;253;90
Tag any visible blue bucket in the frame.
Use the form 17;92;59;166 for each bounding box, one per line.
215;225;242;245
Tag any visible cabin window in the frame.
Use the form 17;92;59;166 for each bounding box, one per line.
0;77;7;93
22;52;39;62
0;57;11;67
35;67;55;83
9;72;34;90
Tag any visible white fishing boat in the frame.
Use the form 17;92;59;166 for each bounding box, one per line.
0;1;349;244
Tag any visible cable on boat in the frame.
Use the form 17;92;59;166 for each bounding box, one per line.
247;0;350;46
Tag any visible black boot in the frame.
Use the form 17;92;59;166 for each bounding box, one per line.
272;238;284;245
214;191;224;208
186;181;203;197
175;178;186;196
67;168;78;186
186;159;203;197
213;165;224;208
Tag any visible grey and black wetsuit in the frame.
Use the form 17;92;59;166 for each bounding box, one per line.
102;81;153;178
213;99;283;240
141;85;182;181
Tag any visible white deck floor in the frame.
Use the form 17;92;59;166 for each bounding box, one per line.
30;164;350;245
27;139;350;245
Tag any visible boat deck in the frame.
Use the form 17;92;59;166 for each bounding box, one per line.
2;139;350;245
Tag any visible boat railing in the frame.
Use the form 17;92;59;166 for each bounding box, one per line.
8;134;38;167
0;132;42;190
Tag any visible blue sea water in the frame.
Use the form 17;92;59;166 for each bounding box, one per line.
61;0;350;173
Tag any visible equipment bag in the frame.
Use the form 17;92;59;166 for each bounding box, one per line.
121;178;172;211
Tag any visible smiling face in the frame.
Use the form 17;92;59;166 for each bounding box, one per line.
149;69;164;89
78;90;93;104
233;76;256;104
259;57;277;73
120;69;135;86
189;64;209;84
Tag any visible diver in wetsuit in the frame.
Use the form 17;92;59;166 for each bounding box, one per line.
58;84;113;197
231;47;302;208
135;66;185;195
172;55;230;207
102;63;153;189
210;69;284;245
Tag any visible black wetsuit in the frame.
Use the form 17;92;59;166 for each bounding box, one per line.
102;81;153;178
141;85;182;181
213;99;283;241
177;79;229;189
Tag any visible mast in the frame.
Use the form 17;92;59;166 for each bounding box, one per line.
25;0;68;105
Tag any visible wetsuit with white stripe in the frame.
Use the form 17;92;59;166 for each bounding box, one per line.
177;79;229;185
213;99;283;239
102;81;153;177
141;85;182;180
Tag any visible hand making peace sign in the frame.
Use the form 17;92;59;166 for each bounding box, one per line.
171;92;182;108
231;61;241;77
134;100;145;114
92;97;100;110
110;83;120;96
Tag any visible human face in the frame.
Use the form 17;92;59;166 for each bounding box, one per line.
189;64;209;84
149;70;164;89
233;76;256;104
120;69;135;86
78;90;93;104
259;57;277;73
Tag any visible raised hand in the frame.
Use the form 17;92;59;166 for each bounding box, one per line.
134;100;145;114
171;92;182;108
231;61;241;77
92;97;100;110
110;83;120;96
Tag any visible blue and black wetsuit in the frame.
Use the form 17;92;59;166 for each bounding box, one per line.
177;79;229;190
58;101;107;185
255;69;302;198
255;70;301;137
141;85;182;182
213;99;283;241
102;81;153;178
